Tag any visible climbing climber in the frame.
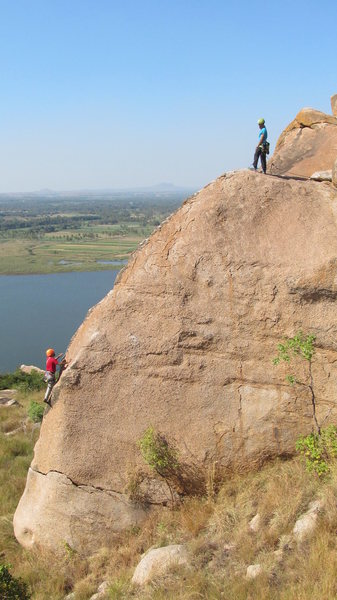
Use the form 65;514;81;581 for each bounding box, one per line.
43;348;66;406
251;118;269;174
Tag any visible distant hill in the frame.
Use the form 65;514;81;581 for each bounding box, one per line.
0;183;196;199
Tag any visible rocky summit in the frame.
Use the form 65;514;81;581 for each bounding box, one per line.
269;96;337;178
14;98;337;553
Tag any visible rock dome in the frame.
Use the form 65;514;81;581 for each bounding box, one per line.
14;103;337;554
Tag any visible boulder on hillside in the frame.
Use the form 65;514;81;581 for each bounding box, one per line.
14;168;337;554
132;545;189;586
20;364;44;375
269;107;337;177
293;500;323;542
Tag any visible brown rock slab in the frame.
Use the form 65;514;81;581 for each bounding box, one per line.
14;169;337;553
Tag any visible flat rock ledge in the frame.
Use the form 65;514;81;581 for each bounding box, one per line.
13;468;148;553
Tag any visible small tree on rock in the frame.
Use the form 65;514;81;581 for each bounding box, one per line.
273;331;319;432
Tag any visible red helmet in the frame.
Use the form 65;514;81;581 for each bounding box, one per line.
46;348;55;357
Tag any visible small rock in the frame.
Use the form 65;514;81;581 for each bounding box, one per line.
310;170;332;182
89;581;109;599
249;514;261;533
293;500;323;542
246;564;262;579
0;389;19;408
132;544;189;586
0;398;19;407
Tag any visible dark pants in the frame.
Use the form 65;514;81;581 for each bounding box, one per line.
253;146;267;173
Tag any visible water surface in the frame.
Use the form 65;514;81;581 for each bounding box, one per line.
0;271;118;373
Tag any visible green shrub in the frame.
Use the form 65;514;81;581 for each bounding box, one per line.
27;401;44;423
0;564;30;599
138;426;179;477
296;425;337;476
273;331;320;432
0;369;44;393
272;330;316;381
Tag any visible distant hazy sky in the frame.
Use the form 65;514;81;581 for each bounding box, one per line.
0;0;336;192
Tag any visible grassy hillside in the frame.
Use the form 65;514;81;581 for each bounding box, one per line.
1;384;337;599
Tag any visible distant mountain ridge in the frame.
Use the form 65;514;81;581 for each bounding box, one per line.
0;182;196;199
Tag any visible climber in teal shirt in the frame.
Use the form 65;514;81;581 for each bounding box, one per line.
252;118;268;174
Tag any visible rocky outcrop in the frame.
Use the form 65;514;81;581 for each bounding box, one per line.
269;105;337;177
14;164;337;553
20;364;44;375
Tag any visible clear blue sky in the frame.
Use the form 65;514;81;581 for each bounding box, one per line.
0;0;336;192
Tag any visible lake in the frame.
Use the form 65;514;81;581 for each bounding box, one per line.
0;270;118;373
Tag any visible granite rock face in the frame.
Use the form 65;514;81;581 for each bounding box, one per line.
14;166;337;553
269;107;337;177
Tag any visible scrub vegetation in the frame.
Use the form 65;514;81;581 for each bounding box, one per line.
2;386;337;599
0;191;187;275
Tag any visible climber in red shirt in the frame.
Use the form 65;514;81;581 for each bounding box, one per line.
44;348;65;406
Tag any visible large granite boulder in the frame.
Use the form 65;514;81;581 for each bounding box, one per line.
269;107;337;177
14;168;337;554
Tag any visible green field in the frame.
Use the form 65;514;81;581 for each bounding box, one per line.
0;192;186;275
0;230;152;275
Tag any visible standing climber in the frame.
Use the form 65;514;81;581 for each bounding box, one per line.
44;348;66;406
251;118;268;174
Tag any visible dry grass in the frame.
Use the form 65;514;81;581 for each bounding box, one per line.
2;393;337;599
